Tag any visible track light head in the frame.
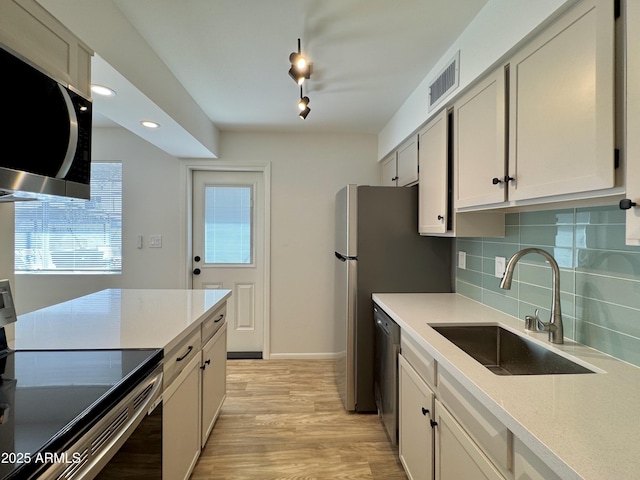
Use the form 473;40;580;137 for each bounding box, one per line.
299;106;311;119
298;96;310;111
289;52;308;70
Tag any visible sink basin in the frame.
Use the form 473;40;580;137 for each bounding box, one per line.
431;325;594;375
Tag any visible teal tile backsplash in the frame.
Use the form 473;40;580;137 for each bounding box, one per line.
455;205;640;367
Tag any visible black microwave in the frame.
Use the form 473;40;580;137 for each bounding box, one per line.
0;46;92;201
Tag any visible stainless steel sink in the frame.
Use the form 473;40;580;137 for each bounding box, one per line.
430;325;594;375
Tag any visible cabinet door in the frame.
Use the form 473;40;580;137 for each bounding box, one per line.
455;68;506;208
399;354;434;480
625;0;640;244
418;110;448;234
508;0;614;201
381;154;398;186
397;137;419;186
434;400;505;480
201;323;227;447
163;353;201;480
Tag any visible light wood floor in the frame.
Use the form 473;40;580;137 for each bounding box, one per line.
191;359;408;480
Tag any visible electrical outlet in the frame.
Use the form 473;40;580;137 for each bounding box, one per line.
495;256;506;278
458;251;467;270
149;235;162;248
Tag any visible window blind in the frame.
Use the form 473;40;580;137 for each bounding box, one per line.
14;162;122;272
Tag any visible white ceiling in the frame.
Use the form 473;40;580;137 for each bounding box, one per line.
42;0;488;152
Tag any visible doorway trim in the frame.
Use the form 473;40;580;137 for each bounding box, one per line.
185;162;271;359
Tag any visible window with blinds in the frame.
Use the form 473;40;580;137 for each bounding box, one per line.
14;162;122;273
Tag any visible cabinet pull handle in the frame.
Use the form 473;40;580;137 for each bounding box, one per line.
421;407;429;416
176;345;193;362
430;420;438;428
214;314;224;323
620;199;638;210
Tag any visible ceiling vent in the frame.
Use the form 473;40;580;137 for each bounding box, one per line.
428;51;460;111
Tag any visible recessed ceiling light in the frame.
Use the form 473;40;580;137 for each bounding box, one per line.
140;120;160;129
90;84;116;97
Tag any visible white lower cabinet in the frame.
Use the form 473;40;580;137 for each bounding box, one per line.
434;400;506;480
163;352;202;480
201;322;227;447
399;354;434;480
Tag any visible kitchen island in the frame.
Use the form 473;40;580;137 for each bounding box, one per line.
4;288;231;480
374;292;640;480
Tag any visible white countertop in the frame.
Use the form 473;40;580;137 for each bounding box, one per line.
373;293;640;480
11;289;231;352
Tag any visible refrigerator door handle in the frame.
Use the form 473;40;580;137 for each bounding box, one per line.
335;252;358;262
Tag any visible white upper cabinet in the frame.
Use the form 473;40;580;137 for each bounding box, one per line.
381;153;398;186
454;67;507;209
418;110;449;234
507;0;615;202
0;0;93;96
624;0;640;244
396;136;419;186
381;137;420;187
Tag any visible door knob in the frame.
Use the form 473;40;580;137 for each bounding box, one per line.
194;255;201;262
193;268;201;275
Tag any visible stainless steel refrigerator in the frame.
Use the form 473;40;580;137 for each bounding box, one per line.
334;184;452;412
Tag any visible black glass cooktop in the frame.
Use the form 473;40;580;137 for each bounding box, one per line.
0;349;162;480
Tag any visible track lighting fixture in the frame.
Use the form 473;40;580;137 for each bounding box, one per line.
288;38;312;85
289;40;312;119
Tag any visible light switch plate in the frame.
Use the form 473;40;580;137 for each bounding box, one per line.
495;256;506;278
149;235;162;248
458;251;467;270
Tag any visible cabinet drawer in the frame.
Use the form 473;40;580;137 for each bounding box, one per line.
164;328;201;388
437;369;510;477
202;305;226;344
401;332;436;388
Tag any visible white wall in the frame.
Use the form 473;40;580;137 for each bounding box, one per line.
218;131;378;357
15;127;186;313
378;0;575;159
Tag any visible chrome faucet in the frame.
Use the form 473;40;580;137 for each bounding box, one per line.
499;248;564;344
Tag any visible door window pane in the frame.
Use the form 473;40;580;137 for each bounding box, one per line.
204;185;252;264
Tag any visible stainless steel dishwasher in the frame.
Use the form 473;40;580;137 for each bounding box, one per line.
373;303;401;445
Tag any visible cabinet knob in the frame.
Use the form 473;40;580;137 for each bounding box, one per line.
391;176;399;182
421;407;430;416
430;419;438;428
504;175;515;183
492;177;503;185
619;199;638;210
437;215;444;221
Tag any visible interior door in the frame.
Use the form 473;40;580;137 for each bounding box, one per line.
192;170;265;356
